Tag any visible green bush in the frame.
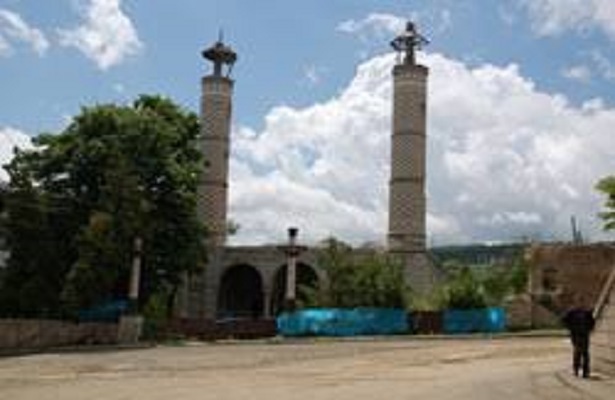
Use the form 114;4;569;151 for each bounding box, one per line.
309;238;410;309
444;266;487;309
142;291;168;340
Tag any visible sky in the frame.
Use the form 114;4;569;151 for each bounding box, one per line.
1;0;615;247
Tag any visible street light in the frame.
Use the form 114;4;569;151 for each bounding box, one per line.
118;235;144;343
278;227;307;312
128;236;143;315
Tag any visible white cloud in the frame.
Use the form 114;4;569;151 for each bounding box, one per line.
499;5;517;26
0;8;49;56
521;0;615;40
0;34;9;56
302;65;327;86
590;49;615;81
0;127;33;181
337;13;407;40
561;64;592;82
58;0;142;70
113;82;126;93
436;9;453;34
227;51;615;246
336;11;451;64
336;10;453;42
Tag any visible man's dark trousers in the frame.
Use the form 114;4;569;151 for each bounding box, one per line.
571;333;590;377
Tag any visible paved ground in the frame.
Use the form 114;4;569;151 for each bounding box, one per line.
0;336;613;399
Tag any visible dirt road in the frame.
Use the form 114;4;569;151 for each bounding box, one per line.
0;336;591;399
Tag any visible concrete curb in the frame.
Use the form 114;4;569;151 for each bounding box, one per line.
0;330;569;355
211;329;569;346
555;370;615;400
0;342;155;358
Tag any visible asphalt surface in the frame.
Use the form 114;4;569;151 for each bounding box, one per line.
0;336;612;399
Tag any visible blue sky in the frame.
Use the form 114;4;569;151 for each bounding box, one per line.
4;0;615;133
1;0;615;246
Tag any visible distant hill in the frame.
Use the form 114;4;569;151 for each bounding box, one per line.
429;243;526;267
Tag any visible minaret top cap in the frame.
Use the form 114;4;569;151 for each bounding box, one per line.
202;32;237;77
390;21;428;66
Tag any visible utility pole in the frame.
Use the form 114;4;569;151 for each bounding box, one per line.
571;216;583;244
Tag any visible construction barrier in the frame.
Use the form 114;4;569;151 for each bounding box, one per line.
78;300;128;323
277;308;409;337
443;308;506;334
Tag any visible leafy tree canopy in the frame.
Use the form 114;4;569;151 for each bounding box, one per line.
443;265;488;309
436;257;528;310
597;176;615;231
0;95;205;317
309;238;409;309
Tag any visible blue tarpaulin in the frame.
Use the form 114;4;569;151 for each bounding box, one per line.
277;308;409;336
443;307;506;334
78;300;128;323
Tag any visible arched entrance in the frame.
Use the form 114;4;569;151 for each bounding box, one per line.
270;263;319;315
217;264;264;319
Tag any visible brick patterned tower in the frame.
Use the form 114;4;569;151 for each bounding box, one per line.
199;37;237;246
388;22;435;291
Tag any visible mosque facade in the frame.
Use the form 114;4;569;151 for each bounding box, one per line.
176;23;438;320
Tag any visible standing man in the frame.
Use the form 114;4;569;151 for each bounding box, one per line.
562;296;596;378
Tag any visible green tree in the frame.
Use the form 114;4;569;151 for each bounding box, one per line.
508;257;529;295
0;185;78;317
0;95;205;317
481;266;510;305
438;257;528;310
597;176;615;231
312;238;408;308
444;266;487;309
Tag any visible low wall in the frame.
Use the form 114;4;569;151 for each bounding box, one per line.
505;296;532;330
0;319;118;351
166;318;277;340
505;295;561;330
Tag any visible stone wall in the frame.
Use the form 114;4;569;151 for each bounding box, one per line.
176;245;325;320
505;294;561;330
592;268;615;376
0;319;118;352
505;296;532;330
527;243;615;313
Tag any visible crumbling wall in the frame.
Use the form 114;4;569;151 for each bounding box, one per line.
0;319;118;352
527;243;615;313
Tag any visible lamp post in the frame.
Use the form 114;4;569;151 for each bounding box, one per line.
118;235;144;344
278;227;307;312
128;236;143;314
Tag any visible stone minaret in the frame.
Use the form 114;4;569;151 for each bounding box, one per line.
199;37;237;246
388;22;435;291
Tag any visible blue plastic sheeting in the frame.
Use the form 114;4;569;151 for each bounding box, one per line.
277;308;409;337
443;308;506;334
78;300;128;322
